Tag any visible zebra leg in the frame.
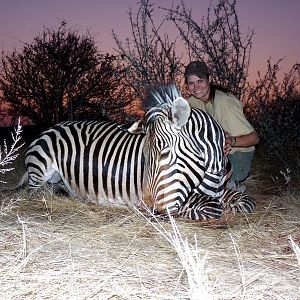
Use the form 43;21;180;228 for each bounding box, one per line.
222;189;256;214
27;167;74;197
178;193;224;221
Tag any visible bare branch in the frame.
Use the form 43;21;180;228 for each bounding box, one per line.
112;0;183;101
164;0;253;97
0;119;24;182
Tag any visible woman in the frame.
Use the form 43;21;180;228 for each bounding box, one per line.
184;61;259;191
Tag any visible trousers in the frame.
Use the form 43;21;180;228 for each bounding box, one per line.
228;151;254;183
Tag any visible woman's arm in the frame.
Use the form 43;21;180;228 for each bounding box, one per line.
230;131;260;148
224;131;259;155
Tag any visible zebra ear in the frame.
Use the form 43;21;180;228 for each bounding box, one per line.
126;120;145;134
170;97;191;128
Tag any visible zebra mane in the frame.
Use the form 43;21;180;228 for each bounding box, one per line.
142;84;181;110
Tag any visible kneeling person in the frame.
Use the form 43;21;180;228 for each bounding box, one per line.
184;61;260;191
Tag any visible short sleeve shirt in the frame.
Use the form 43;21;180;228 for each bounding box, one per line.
187;89;255;153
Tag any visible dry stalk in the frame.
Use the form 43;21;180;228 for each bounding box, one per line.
16;212;27;260
230;234;246;299
0;119;24;182
134;205;215;300
289;235;300;267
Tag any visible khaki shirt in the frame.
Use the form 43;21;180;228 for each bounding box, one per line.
187;89;255;153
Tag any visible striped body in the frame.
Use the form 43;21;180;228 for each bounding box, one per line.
25;120;145;207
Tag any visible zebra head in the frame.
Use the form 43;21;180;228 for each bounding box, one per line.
128;94;193;214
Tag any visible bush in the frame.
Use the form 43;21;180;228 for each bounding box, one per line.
245;60;300;180
245;60;300;148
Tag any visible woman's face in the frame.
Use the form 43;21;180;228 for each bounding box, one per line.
186;74;211;102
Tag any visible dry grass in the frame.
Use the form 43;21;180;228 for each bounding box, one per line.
1;186;300;300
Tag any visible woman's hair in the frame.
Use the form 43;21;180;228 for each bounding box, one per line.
210;84;231;100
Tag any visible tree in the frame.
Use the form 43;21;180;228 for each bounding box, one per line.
0;21;128;127
112;0;183;102
164;0;253;97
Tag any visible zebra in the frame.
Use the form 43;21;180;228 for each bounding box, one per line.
10;84;254;219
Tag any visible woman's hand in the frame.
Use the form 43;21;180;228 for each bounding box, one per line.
224;131;235;155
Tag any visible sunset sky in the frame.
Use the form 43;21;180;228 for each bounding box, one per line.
0;0;299;81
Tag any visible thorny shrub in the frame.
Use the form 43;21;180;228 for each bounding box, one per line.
245;59;300;181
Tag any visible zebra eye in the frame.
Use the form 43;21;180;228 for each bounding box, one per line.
160;147;171;159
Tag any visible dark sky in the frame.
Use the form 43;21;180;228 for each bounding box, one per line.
0;0;299;79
